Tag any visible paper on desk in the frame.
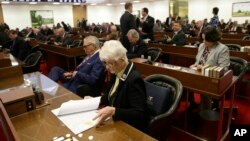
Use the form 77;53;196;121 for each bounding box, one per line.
40;74;58;95
51;108;98;135
58;96;101;116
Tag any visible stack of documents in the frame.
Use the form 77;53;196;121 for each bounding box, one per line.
51;97;101;134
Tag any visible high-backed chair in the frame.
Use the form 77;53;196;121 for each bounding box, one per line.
69;39;82;48
226;57;248;116
229;56;248;78
27;44;40;55
225;44;241;52
242;35;250;41
144;74;183;141
147;47;162;62
76;70;106;98
22;51;43;74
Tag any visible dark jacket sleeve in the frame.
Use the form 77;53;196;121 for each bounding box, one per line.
172;31;187;46
75;58;105;85
142;16;155;33
127;39;148;59
16;38;29;61
113;75;146;121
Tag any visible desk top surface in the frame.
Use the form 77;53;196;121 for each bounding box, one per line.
10;72;156;141
132;58;237;99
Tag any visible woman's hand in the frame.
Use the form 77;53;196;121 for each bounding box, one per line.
93;106;115;126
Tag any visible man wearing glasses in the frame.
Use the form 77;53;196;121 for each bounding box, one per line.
48;36;105;94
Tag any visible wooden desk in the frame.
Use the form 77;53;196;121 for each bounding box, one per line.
38;43;86;71
9;72;156;141
0;52;11;67
0;101;20;141
0;53;24;90
187;37;250;46
131;58;237;141
148;43;250;64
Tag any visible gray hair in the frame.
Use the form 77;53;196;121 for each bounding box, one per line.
99;40;128;63
84;35;100;49
127;29;139;40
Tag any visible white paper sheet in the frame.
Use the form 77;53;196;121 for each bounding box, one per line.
23;72;58;95
58;97;101;116
51;108;98;135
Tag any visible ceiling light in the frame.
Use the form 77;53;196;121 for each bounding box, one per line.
73;3;81;5
90;3;96;6
53;2;60;5
133;1;140;3
120;2;125;5
107;3;112;6
29;2;37;5
1;1;10;4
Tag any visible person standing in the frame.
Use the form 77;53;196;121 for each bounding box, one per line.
120;2;137;50
209;7;219;28
140;7;155;40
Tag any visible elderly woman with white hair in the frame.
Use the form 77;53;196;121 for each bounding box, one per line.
93;40;149;132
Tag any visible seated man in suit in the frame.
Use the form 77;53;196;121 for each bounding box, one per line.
126;29;148;59
6;29;30;61
165;21;187;46
48;36;105;93
54;27;73;47
93;40;149;132
106;25;119;40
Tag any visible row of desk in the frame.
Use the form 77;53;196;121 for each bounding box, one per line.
0;51;156;141
147;43;250;67
154;31;249;40
0;72;156;141
131;58;238;141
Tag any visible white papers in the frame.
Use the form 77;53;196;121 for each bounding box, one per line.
51;97;101;134
23;72;58;96
40;74;58;95
58;97;101;116
51;108;98;135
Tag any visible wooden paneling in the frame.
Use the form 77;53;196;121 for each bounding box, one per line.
0;65;24;90
72;5;86;27
0;4;4;23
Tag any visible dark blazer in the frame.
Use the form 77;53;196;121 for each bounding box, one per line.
62;52;105;93
100;62;149;132
120;11;137;36
141;15;155;40
127;38;148;59
120;11;137;50
40;28;53;36
10;37;30;61
165;17;173;27
171;30;187;46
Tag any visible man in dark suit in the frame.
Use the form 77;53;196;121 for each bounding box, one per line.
120;2;137;50
7;29;30;61
140;7;155;40
165;15;173;28
54;28;73;47
94;40;149;132
48;36;105;93
166;21;187;46
40;25;53;36
126;29;147;59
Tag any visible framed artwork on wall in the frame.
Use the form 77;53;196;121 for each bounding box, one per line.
30;10;54;27
232;2;250;17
